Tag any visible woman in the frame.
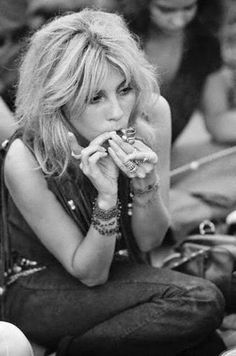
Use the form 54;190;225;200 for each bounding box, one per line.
1;9;225;355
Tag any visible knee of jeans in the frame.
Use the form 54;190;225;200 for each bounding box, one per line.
190;279;225;328
0;322;34;356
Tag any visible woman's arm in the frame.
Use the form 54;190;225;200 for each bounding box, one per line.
108;95;171;252
4;137;119;287
0;97;16;144
201;69;236;144
130;95;171;252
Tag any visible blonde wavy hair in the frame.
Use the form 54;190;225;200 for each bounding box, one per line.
16;8;159;176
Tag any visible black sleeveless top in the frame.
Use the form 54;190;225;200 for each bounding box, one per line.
161;28;222;143
4;131;146;269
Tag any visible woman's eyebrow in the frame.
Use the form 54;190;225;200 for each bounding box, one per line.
156;2;197;12
117;79;128;89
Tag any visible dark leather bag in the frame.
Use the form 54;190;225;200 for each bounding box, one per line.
162;232;236;305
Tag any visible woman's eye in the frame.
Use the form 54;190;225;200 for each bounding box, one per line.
185;4;197;12
119;86;133;95
90;93;103;104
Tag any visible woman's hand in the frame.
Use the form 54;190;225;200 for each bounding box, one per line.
108;133;158;179
68;132;119;198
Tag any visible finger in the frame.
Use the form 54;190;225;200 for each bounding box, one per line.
108;146;124;170
92;131;116;147
110;134;135;154
125;151;158;164
88;151;108;167
108;139;136;163
82;151;108;175
133;139;149;151
81;145;106;167
108;146;141;178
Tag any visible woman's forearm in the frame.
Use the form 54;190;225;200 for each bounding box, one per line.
71;193;119;286
131;175;170;252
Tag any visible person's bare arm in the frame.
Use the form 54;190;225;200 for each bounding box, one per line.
131;95;171;251
4;138;118;287
108;95;171;252
0;97;16;144
201;69;236;144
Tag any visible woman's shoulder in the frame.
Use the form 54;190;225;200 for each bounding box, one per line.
136;94;171;148
140;94;171;130
4;138;41;189
5;138;35;169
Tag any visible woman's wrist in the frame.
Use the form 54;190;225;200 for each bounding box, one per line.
130;174;160;207
91;197;121;238
131;179;160;197
97;192;118;210
131;172;160;195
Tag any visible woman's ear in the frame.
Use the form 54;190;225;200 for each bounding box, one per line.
68;131;82;159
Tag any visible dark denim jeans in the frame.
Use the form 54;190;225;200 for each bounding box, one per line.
5;260;225;355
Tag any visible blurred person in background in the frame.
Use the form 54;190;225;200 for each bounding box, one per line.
0;0;28;112
98;0;236;240
221;0;236;109
0;0;28;143
0;0;96;145
98;0;234;144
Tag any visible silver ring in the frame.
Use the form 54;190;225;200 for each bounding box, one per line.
71;151;81;160
126;127;136;145
134;159;141;166
127;138;135;145
122;127;136;145
124;160;138;173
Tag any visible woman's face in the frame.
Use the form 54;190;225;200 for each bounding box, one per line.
149;0;198;34
71;67;136;142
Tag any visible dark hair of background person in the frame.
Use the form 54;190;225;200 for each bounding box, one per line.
115;0;226;40
0;0;96;112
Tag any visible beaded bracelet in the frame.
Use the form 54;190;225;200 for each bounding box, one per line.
91;198;121;237
91;218;120;236
131;178;160;197
92;199;121;221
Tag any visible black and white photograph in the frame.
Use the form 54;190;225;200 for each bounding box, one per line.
0;1;236;355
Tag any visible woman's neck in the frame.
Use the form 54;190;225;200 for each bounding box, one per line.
145;26;185;83
148;24;185;42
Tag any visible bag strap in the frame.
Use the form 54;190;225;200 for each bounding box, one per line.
0;139;12;319
182;234;236;247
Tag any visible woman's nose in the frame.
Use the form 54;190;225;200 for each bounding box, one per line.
108;97;123;120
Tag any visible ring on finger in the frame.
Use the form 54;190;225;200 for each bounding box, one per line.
124;160;138;173
134;159;141;166
122;127;136;145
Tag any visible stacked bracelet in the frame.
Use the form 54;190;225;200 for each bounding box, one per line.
91;218;120;236
92;199;121;220
91;198;121;237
